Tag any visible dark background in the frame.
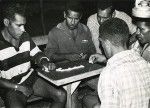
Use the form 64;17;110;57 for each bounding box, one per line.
0;0;135;37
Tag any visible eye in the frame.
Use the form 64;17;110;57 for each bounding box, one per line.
16;24;24;27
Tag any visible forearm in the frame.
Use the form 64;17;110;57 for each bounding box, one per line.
0;78;18;90
52;53;81;62
33;52;49;65
51;53;68;62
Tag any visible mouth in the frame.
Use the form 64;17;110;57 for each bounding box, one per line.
70;25;75;28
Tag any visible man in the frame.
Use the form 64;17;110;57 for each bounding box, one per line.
97;18;150;108
85;1;137;93
128;0;150;63
87;0;137;54
45;1;95;63
0;4;66;108
129;18;150;62
45;2;95;108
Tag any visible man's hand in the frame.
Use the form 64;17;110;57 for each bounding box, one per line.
16;85;33;97
89;53;106;64
80;53;88;60
42;62;56;72
40;58;56;72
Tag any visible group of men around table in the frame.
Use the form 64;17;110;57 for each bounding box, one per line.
1;0;150;108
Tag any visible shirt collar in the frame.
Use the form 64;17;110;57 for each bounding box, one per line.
57;20;81;31
107;50;139;65
56;20;84;37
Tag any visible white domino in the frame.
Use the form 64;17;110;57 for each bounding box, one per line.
56;65;84;72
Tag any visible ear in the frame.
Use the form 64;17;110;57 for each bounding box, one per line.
105;39;112;50
3;18;10;27
64;11;67;18
79;14;82;20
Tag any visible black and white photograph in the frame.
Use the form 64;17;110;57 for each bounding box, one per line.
0;0;150;108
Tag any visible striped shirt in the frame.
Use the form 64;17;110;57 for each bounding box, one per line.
87;10;137;53
98;50;150;108
0;32;44;83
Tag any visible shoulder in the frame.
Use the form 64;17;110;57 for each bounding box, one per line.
87;13;97;21
115;10;131;19
79;23;90;33
20;32;32;43
49;25;59;33
47;25;60;38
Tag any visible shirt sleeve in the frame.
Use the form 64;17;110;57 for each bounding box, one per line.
87;15;102;54
29;36;50;64
117;11;137;35
86;26;96;55
44;30;59;59
30;37;41;57
98;69;120;108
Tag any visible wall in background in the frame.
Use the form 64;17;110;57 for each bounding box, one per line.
0;0;135;37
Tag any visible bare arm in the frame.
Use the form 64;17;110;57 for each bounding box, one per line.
0;78;33;97
0;78;18;90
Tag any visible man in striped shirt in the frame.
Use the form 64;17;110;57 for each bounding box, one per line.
0;3;66;108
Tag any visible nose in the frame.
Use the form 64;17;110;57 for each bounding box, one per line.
20;25;25;32
98;18;106;25
136;28;141;35
71;19;75;25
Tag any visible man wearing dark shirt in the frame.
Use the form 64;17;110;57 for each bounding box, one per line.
45;1;95;63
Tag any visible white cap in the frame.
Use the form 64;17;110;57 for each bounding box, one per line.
132;0;150;18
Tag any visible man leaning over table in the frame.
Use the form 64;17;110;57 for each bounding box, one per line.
87;0;137;54
44;1;96;108
84;0;137;94
84;7;150;108
45;1;95;63
0;3;66;108
97;18;150;108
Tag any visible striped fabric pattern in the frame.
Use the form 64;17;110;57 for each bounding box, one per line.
0;32;41;82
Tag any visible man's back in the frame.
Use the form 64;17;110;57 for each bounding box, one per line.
98;50;150;108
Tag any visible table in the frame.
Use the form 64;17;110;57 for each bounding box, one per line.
37;60;104;108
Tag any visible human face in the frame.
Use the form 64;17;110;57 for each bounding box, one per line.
97;8;113;25
64;10;81;30
7;13;26;40
136;21;150;45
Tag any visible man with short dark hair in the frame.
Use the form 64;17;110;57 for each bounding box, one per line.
45;1;95;63
130;18;150;62
97;18;150;108
45;2;95;108
0;3;66;108
83;18;150;108
87;0;136;54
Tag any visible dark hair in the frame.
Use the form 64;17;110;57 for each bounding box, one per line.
65;1;83;16
97;0;115;11
3;3;25;21
132;17;150;27
99;18;129;47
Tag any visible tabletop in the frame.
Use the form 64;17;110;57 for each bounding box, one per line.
37;60;104;86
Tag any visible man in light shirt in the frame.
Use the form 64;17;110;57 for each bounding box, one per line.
87;0;137;54
98;18;150;108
